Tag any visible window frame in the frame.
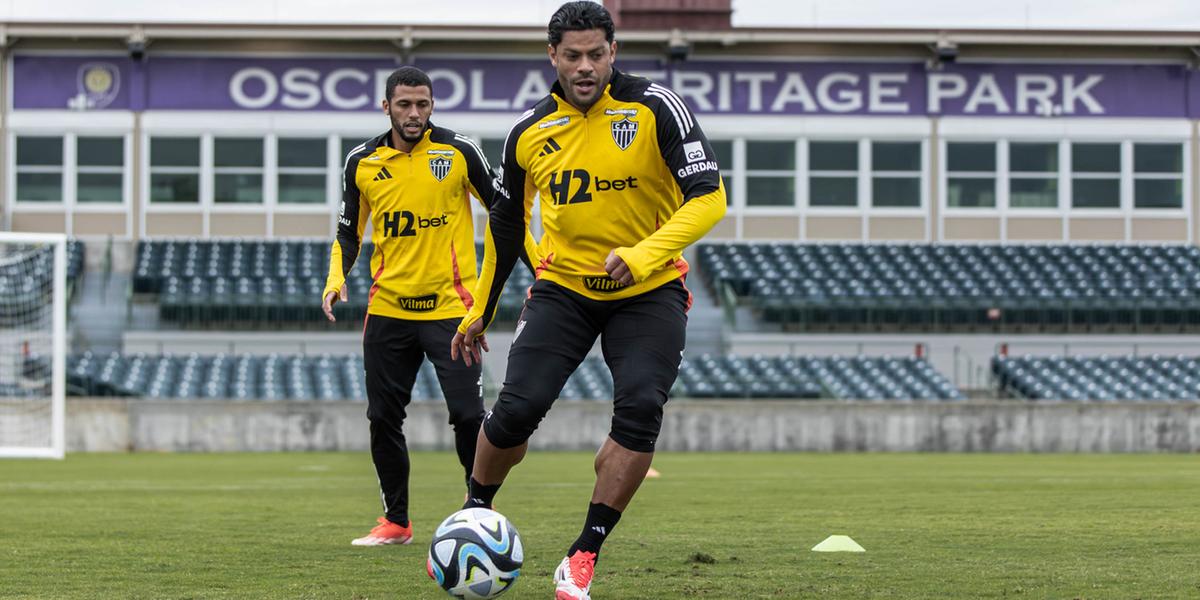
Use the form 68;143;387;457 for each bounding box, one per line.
275;135;335;209
743;138;800;211
13;134;65;205
939;135;1191;243
807;138;860;211
1007;141;1061;211
211;136;266;206
942;139;1001;212
10;131;134;214
868;139;926;212
1069;141;1122;210
1131;141;1186;211
147;134;205;207
75;135;127;206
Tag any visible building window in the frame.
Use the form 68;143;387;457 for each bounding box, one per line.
1133;143;1183;209
809;141;857;207
77;137;123;204
214;138;263;204
946;142;996;208
149;137;200;204
745;141;795;207
1009;142;1058;209
277;137;326;204
1071;143;1120;209
15;136;64;202
709;140;734;205
481;138;504;170
871;141;920;208
340;135;370;163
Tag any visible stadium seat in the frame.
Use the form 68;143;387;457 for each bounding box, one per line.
993;353;1200;401
700;242;1200;334
131;239;534;328
67;351;963;402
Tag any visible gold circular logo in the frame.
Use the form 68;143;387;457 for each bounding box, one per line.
83;67;113;94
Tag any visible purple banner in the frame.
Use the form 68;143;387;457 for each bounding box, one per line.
11;54;1199;118
1191;68;1200;119
13;56;133;111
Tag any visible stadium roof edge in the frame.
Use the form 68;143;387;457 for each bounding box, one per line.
1;22;1199;48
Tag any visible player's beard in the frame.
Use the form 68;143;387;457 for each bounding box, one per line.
392;116;426;143
563;72;609;112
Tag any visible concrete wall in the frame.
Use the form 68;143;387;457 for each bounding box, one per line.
67;399;1200;453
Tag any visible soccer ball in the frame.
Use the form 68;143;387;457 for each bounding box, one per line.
426;507;523;599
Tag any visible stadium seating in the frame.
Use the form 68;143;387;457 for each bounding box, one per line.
132;239;532;327
992;354;1200;402
66;351;440;401
566;354;963;401
698;243;1200;333
674;354;964;401
0;240;84;329
67;351;964;402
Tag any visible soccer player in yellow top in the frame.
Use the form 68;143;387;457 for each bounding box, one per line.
450;3;726;597
322;66;534;547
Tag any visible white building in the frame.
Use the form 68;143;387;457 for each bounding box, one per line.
3;1;1199;243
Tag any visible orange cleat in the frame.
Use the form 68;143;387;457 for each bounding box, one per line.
351;516;413;546
553;550;596;600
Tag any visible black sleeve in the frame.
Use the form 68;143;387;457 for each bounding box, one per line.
646;84;722;203
450;134;496;208
336;152;367;276
477;131;530;330
451;134;536;277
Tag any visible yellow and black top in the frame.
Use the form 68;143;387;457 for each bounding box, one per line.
324;124;536;321
461;68;727;334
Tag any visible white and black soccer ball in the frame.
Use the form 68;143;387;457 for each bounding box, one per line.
426;507;523;599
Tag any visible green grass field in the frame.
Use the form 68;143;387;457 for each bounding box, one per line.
2;452;1198;599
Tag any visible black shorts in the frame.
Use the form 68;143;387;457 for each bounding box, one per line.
362;315;483;428
482;278;689;453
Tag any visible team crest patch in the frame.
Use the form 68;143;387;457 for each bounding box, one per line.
611;117;638;151
429;156;452;181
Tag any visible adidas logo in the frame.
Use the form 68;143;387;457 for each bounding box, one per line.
373;167;393;181
591;526;607;536
538;138;562;157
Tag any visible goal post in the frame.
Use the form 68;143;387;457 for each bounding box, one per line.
0;232;67;459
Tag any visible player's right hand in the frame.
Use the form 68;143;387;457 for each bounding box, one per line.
322;285;348;322
451;319;489;367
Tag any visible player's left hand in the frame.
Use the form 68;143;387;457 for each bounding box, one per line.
451;319;489;367
605;250;634;286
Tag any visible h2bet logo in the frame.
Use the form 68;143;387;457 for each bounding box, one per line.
547;169;638;206
380;211;448;238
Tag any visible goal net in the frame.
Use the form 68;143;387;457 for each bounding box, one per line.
0;233;66;459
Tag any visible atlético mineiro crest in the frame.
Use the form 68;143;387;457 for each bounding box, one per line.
611;117;638;151
429;156;452;181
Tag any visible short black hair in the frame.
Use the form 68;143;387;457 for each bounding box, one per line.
384;66;433;101
547;1;615;47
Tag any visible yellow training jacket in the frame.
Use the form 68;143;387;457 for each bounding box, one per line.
462;68;727;334
324;124;535;321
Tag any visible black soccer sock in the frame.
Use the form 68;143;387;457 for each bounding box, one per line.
567;502;622;560
464;477;501;510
